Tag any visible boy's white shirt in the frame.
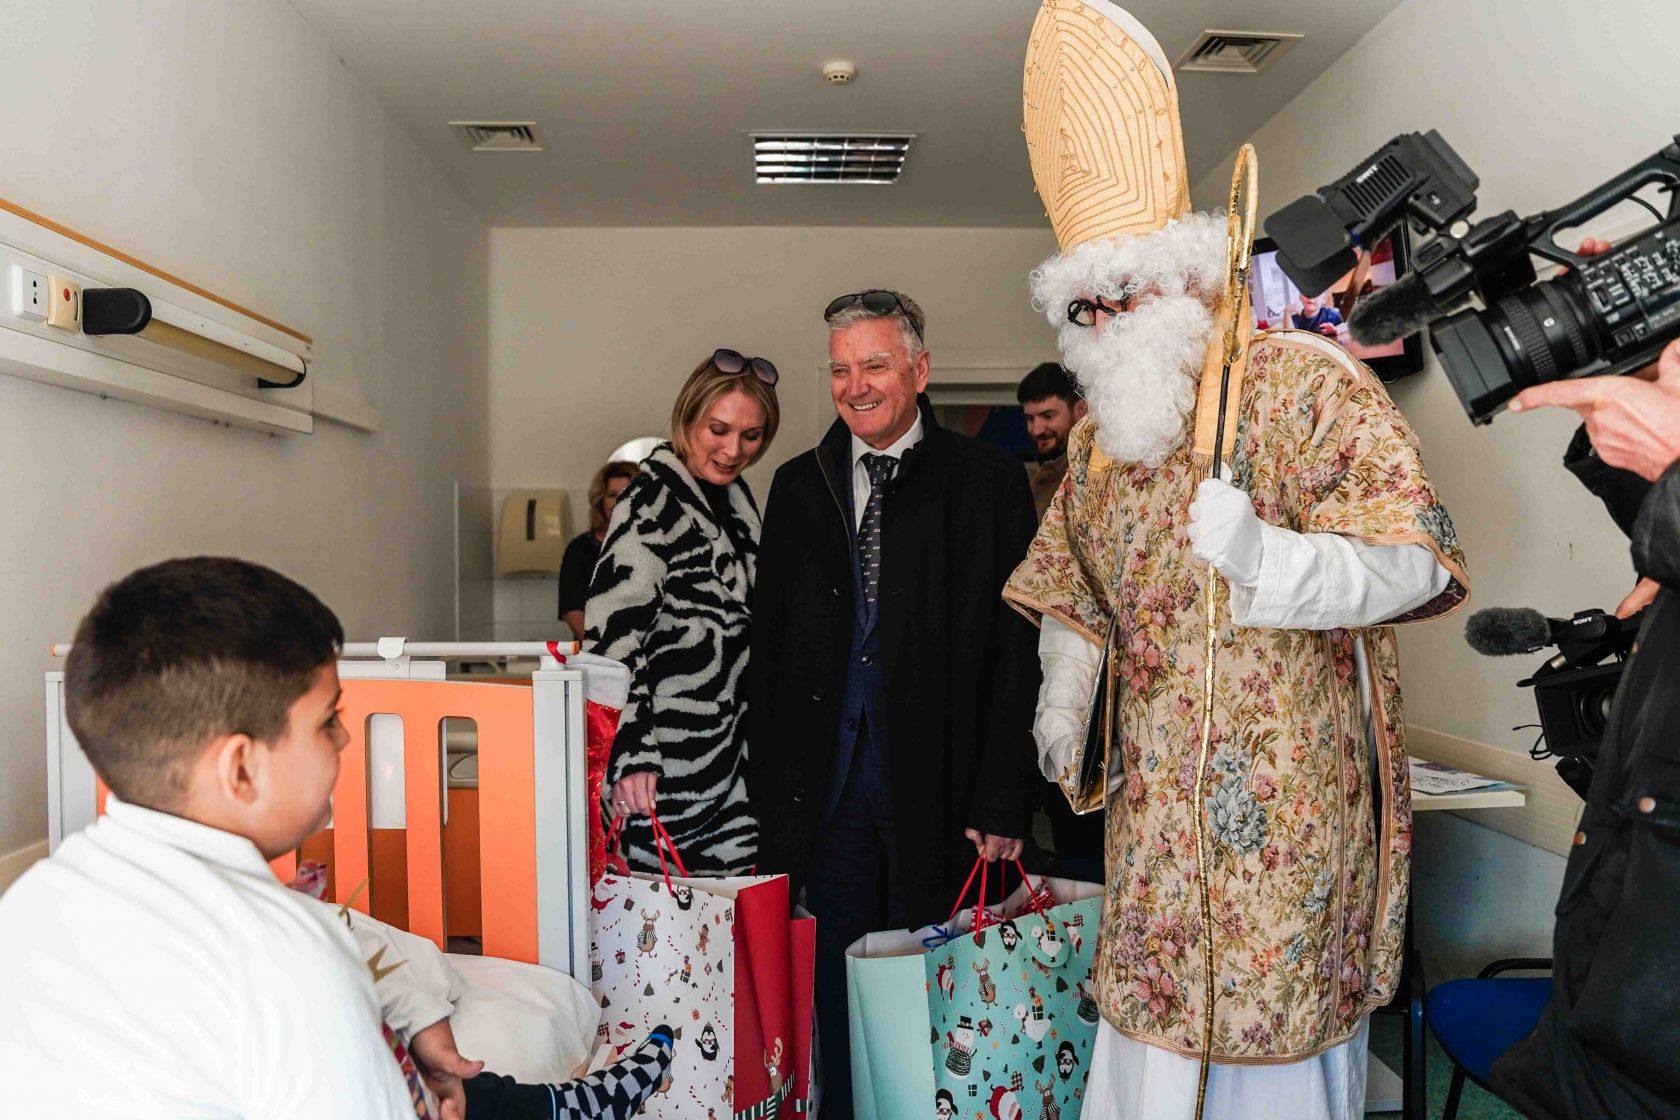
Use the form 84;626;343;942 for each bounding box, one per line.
0;796;417;1119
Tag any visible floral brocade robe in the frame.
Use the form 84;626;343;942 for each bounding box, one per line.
1002;330;1469;1063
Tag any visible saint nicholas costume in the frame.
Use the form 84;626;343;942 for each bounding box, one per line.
1003;2;1471;1116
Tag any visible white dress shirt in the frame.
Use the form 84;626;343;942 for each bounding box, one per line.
0;797;416;1119
849;415;924;529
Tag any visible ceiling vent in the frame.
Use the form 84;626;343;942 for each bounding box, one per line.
752;133;917;185
449;121;543;152
1176;31;1302;74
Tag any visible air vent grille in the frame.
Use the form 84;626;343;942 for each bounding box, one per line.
1176;31;1302;74
752;133;916;184
449;121;543;152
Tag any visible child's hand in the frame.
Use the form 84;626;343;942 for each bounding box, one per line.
410;1020;484;1120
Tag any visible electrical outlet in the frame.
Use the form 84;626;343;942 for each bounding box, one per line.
46;276;81;331
9;265;47;322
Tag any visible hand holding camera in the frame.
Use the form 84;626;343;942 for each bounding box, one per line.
1509;336;1680;481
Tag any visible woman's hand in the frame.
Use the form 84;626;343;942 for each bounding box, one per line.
611;772;660;818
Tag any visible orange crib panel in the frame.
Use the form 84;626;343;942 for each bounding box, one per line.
335;679;536;959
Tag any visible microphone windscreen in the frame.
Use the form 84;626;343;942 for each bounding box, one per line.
1348;272;1439;346
1465;607;1552;656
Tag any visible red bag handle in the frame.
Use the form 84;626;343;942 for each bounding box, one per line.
604;812;691;892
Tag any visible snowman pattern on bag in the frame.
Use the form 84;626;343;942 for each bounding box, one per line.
927;895;1103;1117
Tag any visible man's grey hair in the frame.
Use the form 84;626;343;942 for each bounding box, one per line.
826;290;927;361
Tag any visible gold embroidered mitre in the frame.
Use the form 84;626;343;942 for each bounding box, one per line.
1023;0;1192;252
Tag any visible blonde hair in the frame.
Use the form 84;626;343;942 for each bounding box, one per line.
668;356;780;470
588;460;640;535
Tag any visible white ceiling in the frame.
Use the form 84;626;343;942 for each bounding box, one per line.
286;0;1406;227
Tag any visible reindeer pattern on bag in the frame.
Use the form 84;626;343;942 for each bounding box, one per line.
925;889;1103;1120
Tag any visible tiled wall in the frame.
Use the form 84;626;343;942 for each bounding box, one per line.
456;482;588;642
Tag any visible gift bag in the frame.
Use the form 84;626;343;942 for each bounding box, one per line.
789;910;818;1114
591;817;804;1118
847;861;1103;1120
546;645;630;886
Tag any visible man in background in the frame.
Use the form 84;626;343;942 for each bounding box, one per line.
1017;361;1087;519
748;289;1040;1118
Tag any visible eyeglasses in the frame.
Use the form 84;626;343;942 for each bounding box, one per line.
1066;296;1128;327
823;290;925;342
712;348;779;387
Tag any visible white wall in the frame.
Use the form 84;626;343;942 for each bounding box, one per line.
488;226;1060;495
0;0;489;861
1192;0;1680;971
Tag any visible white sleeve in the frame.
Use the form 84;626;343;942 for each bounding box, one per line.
335;903;463;1038
1228;526;1449;631
1033;617;1102;787
238;919;420;1119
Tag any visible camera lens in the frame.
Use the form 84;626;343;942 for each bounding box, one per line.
1433;274;1602;423
1482;277;1600;388
1575;681;1618;739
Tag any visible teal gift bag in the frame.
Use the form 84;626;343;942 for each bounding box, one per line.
846;861;1102;1120
927;861;1103;1120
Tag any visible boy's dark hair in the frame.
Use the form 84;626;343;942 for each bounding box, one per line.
64;557;343;809
1016;362;1082;407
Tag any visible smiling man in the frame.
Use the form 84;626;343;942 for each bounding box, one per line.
747;289;1041;1118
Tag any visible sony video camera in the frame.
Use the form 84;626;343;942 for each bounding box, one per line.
1466;605;1645;799
1266;131;1680;424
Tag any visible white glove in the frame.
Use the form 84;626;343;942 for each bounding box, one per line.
1188;477;1266;586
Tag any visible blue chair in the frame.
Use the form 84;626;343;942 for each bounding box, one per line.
1425;958;1553;1120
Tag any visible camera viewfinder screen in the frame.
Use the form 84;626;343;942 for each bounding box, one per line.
1248;234;1404;361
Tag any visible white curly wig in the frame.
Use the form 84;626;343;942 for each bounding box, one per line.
1028;212;1230;467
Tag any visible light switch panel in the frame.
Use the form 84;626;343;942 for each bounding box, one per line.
46;276;81;331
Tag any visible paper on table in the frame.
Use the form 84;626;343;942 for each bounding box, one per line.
1409;757;1517;796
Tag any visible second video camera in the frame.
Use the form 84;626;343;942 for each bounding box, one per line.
1267;131;1680;424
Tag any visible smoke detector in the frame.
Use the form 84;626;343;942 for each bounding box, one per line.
822;60;857;85
449;121;544;152
1176;31;1302;74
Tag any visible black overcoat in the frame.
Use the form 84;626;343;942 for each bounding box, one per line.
747;397;1042;928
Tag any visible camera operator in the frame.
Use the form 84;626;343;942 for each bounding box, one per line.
1491;332;1680;1119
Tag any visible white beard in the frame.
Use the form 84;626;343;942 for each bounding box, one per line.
1056;293;1214;467
1028;212;1228;467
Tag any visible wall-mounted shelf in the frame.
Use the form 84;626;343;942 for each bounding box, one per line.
0;197;379;435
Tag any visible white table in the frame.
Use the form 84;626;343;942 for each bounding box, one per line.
1364;779;1527;1113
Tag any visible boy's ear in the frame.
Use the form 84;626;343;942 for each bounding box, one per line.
207;733;261;806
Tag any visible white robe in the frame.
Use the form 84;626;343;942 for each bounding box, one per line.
1036;531;1448;1120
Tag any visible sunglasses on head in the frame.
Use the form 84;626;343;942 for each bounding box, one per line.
712;348;779;387
823;290;925;342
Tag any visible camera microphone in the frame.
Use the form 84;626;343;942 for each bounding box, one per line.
1348;271;1443;346
1465;607;1556;656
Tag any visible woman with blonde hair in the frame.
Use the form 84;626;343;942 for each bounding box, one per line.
558;460;639;638
586;349;779;874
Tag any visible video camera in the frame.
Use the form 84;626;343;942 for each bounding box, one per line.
1266;131;1680;424
1465;605;1645;799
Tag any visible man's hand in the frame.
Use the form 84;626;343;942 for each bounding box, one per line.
964;829;1024;862
1618;576;1661;618
1189;477;1265;585
610;772;660;817
1508;338;1680;482
409;1020;483;1120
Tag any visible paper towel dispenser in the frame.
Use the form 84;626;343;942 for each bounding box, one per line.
498;489;569;574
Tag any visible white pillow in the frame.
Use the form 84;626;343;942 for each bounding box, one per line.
446;955;602;1084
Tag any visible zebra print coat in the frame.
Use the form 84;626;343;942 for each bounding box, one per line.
584;442;760;875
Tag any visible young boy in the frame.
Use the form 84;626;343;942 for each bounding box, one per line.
0;558;671;1119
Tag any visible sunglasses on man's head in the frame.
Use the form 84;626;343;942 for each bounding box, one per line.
713;348;779;387
823;290;925;342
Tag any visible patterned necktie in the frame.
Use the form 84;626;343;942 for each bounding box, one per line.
858;453;898;611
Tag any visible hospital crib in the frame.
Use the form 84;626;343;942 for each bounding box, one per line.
45;639;594;980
